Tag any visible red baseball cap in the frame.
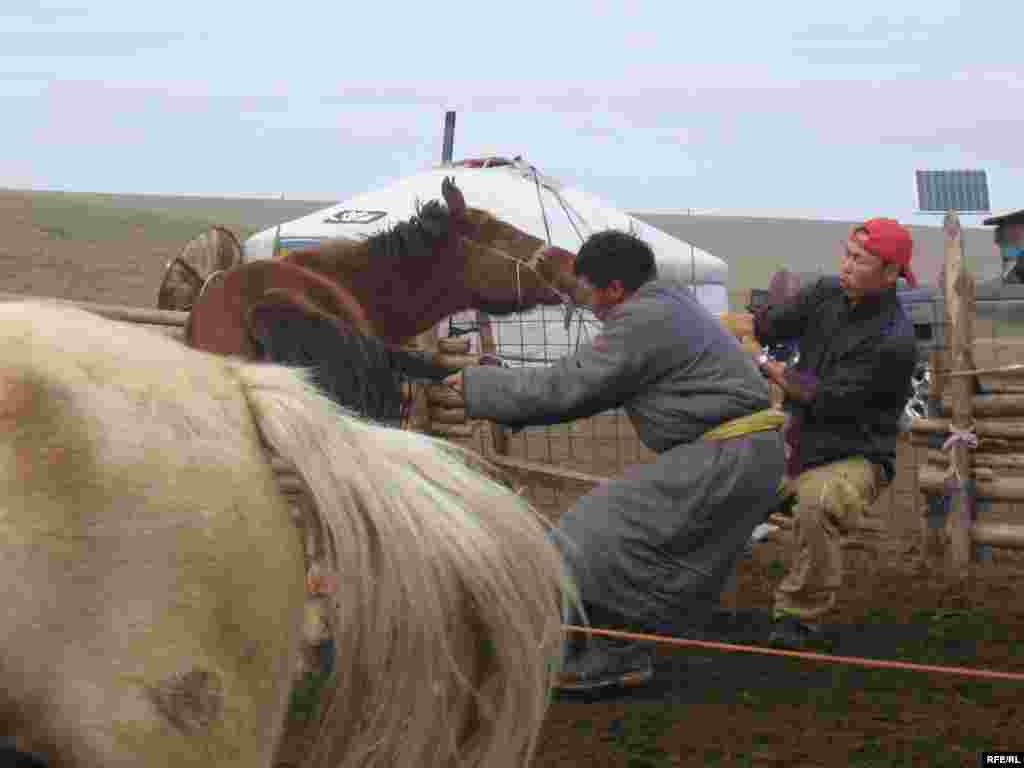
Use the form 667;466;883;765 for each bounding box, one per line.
854;218;917;288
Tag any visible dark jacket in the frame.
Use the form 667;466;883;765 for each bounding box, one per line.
754;276;918;480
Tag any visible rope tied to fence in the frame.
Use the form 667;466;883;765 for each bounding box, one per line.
941;424;978;483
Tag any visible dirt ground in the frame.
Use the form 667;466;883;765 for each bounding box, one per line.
499;426;1024;767
4;201;1023;767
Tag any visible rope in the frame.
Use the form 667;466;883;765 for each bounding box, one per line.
530;165;553;245
198;269;225;299
444;157;595;364
572;311;594;355
446;157;591;355
941;425;978;483
564;624;1024;683
551;187;586;244
941;426;978;453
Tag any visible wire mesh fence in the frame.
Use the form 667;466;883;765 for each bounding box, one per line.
437;291;779;517
439;304;658;516
436;261;1024;555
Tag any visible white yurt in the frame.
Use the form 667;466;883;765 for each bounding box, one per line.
243;156;729;364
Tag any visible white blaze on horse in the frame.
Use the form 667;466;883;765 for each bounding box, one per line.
0;301;575;768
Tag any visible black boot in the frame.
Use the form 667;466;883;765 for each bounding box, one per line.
558;636;655;692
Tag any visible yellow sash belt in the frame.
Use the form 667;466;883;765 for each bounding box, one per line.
701;408;785;441
701;408;789;497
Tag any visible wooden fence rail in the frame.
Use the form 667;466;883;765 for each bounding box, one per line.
905;212;1024;575
0;292;189;327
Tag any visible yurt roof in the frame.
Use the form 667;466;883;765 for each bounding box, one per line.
243;157;728;285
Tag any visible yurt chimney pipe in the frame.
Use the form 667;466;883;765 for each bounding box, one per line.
441;111;456;166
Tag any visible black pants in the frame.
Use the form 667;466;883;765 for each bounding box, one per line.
0;741;47;768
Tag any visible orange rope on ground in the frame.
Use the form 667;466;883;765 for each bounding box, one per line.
564;624;1024;683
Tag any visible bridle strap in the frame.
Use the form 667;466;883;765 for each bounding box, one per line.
506;245;573;309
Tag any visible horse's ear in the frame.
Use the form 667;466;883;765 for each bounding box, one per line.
441;176;466;217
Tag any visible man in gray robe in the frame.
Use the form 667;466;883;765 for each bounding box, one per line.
444;230;785;691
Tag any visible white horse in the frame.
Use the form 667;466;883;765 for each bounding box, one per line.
0;301;575;768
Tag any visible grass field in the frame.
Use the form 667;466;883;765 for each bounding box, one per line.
19;189;249;245
13;187;330;242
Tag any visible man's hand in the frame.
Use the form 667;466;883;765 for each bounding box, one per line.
442;371;464;396
760;359;787;388
720;312;755;340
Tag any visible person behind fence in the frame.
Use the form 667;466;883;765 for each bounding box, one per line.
985;208;1024;283
752;217;919;649
442;229;786;691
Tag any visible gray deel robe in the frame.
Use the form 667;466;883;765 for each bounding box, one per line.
463;279;785;630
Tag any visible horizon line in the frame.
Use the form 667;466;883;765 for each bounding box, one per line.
6;185;996;228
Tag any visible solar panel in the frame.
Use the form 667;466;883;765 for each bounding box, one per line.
915;170;991;213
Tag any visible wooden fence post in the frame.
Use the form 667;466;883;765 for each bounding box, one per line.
943;211;977;577
919;346;948;563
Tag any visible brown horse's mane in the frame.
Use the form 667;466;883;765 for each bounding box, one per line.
362;199;454;260
301;199;456;272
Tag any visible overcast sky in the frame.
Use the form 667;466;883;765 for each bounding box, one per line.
4;1;1022;222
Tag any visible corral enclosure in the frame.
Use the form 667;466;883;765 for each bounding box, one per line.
10;181;1024;535
6;188;1024;768
439;301;1024;539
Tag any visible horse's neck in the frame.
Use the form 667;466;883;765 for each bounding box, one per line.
349;259;473;344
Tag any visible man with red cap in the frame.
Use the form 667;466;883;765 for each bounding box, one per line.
753;217;919;648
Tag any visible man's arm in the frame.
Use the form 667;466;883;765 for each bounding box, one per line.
456;306;663;427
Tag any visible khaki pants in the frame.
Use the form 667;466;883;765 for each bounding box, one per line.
773;456;884;621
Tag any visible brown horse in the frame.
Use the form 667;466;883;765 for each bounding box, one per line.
185;178;587;358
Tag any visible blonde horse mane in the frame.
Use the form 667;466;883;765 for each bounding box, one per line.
0;301;576;768
231;361;575;767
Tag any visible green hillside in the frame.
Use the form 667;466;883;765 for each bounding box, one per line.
11;188;330;244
